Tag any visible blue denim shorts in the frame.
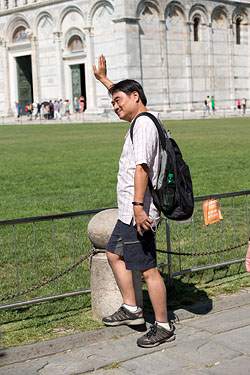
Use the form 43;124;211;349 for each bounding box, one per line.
106;219;157;271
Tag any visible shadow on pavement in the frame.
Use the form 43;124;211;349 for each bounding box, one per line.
142;277;213;325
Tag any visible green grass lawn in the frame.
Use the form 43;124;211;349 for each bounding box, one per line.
0;117;250;348
0;117;249;219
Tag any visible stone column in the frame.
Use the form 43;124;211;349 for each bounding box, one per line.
208;23;214;96
88;209;143;320
112;17;141;82
2;41;11;115
227;23;235;109
159;19;169;112
185;22;194;111
83;27;97;112
30;35;40;103
53;31;64;100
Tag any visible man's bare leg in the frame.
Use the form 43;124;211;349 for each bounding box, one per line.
142;267;167;322
106;250;136;306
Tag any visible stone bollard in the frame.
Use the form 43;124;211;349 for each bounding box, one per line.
88;209;143;319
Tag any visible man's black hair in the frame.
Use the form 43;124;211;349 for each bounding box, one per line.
109;79;147;106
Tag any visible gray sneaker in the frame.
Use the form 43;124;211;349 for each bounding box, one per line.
137;323;176;347
102;306;145;326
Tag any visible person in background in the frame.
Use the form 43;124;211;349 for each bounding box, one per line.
73;97;78;112
54;100;60;120
242;98;247;115
65;100;70;120
14;101;18;121
17;103;22;121
27;103;32;120
211;96;215;115
204;96;210;116
49;100;54;120
80;96;85;117
59;99;64;117
75;98;80;119
237;98;241;113
32;102;37;119
40;104;44;120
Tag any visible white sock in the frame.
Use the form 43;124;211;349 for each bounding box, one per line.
123;304;138;312
156;321;171;330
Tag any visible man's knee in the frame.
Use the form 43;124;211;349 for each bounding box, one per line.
141;267;159;281
106;250;123;264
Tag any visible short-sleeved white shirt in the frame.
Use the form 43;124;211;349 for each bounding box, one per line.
117;111;164;225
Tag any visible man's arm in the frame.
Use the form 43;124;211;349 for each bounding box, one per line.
93;54;114;90
133;164;152;236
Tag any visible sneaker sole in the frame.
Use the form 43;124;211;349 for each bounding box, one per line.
102;318;145;326
137;334;176;348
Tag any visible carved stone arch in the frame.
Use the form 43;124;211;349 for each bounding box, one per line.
88;0;114;27
35;11;54;38
211;5;229;27
165;1;186;24
6;14;30;42
232;7;248;24
189;3;208;24
136;0;163;20
232;7;248;45
64;26;86;52
58;4;85;31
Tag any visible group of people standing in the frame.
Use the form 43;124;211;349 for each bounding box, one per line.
204;95;248;116
14;96;86;122
237;98;247;115
204;95;216;115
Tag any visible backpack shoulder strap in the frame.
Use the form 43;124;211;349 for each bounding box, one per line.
130;112;166;150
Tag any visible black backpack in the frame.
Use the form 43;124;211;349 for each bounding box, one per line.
130;112;194;221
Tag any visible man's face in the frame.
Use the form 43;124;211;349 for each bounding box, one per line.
111;90;138;122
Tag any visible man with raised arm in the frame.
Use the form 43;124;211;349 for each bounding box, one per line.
93;55;175;347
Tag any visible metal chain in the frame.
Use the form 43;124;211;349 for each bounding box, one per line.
0;248;98;303
1;241;248;303
157;240;248;257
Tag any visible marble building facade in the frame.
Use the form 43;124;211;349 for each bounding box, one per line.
0;0;249;116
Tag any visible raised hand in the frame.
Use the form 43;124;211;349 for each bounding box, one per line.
93;54;107;81
93;54;114;90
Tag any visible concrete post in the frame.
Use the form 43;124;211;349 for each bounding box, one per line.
88;208;143;320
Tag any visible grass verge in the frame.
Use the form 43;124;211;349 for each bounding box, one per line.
0;117;250;348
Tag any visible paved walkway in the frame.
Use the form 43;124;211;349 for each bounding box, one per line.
1;288;250;374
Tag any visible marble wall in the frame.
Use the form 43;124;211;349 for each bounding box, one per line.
0;0;249;116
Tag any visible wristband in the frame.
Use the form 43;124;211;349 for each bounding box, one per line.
132;201;144;206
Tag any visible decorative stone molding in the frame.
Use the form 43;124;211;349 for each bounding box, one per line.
112;16;140;24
